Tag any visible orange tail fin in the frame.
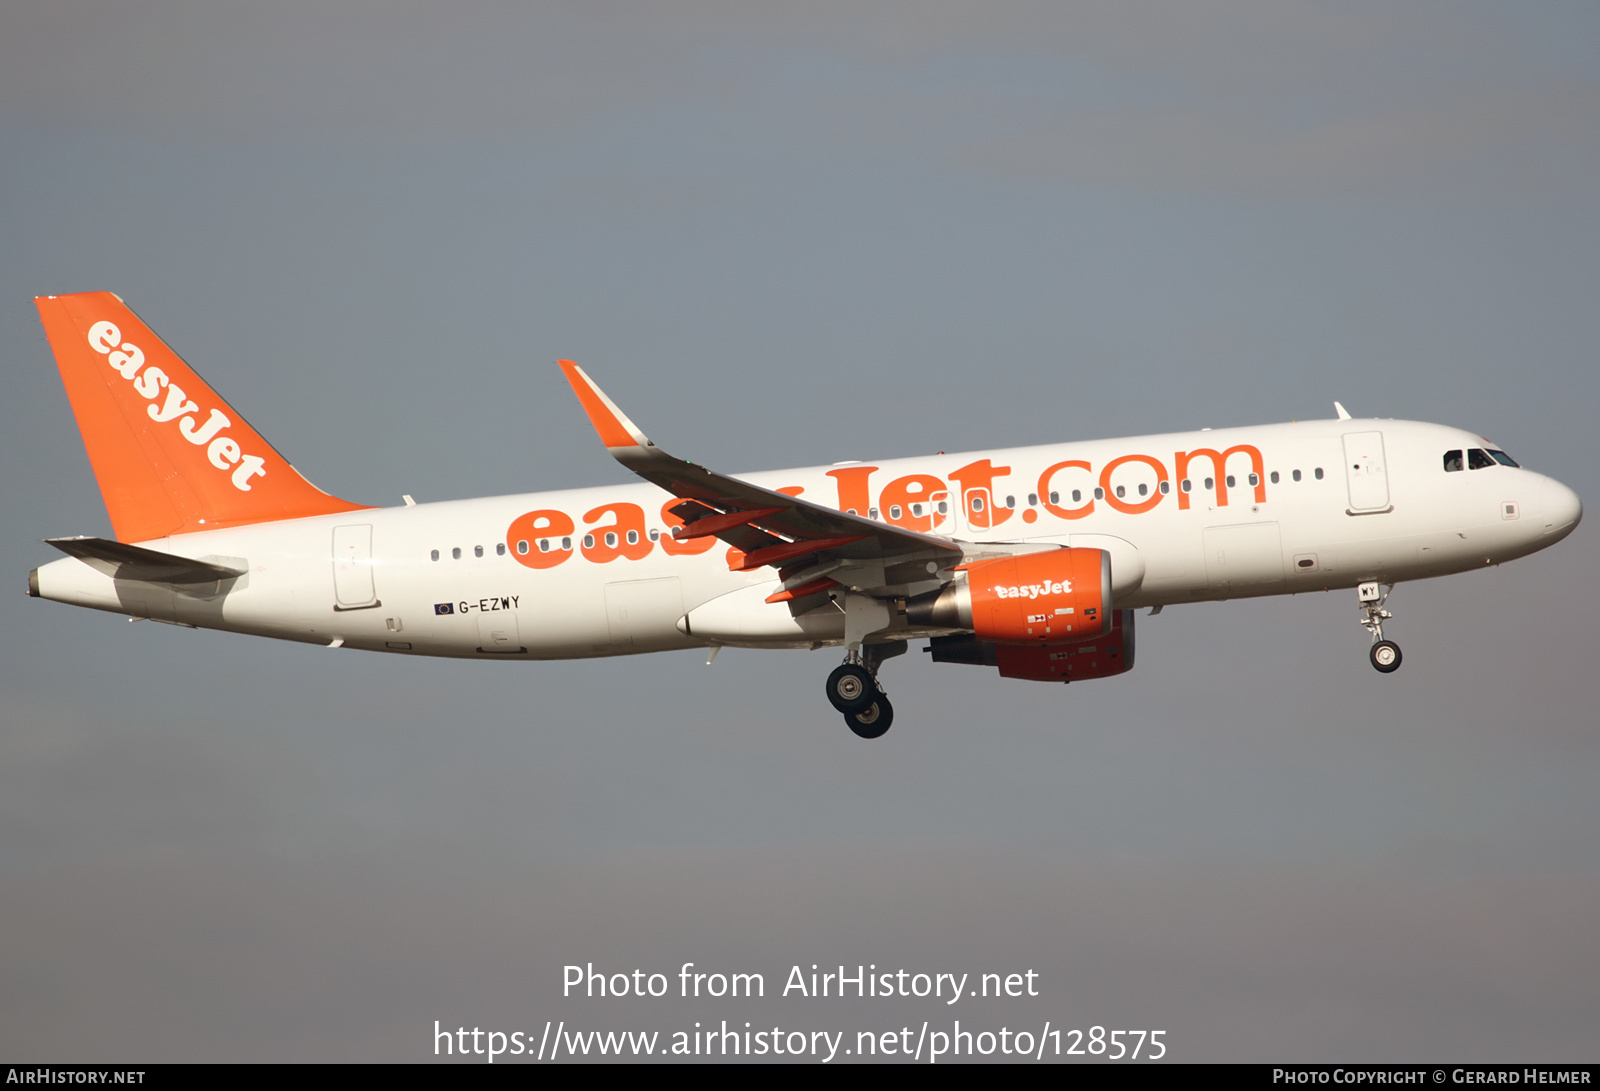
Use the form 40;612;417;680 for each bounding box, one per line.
36;292;372;543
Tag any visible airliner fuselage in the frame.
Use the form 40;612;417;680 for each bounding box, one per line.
27;293;1583;737
34;418;1579;653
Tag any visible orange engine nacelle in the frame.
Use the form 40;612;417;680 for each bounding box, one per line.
909;547;1112;644
926;609;1137;683
994;609;1135;681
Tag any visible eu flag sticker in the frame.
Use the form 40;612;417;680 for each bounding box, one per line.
434;602;455;615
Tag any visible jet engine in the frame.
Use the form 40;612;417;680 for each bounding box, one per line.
907;547;1112;643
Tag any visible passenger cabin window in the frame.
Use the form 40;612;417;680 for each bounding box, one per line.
451;547;461;560
496;543;506;556
1292;469;1302;482
1225;475;1236;488
474;545;483;558
1049;491;1060;504
1204;477;1214;490
1468;448;1496;470
1159;480;1170;494
1444;450;1464;472
1181;479;1192;493
1093;487;1105;500
1115;485;1126;499
1314;467;1324;480
1269;471;1278;484
969;497;984;513
430;549;439;561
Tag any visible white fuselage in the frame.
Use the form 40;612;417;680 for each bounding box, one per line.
32;417;1581;658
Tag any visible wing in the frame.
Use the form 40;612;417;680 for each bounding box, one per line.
558;361;965;598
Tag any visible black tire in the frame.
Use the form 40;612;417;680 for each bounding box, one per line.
847;695;894;739
1370;640;1402;673
826;663;877;714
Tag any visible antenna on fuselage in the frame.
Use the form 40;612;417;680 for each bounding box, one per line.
1334;401;1353;420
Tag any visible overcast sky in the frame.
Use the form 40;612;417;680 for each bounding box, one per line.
2;1;1596;1062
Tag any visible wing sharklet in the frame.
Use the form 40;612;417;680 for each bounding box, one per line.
558;360;652;448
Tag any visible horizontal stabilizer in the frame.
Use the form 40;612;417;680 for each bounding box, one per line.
45;536;247;584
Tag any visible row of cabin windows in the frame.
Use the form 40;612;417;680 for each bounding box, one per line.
1041;468;1321;503
1444;448;1518;472
430;527;673;560
853;469;1326;520
431;543;510;561
428;464;1337;558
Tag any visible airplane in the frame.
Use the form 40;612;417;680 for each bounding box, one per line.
28;292;1583;739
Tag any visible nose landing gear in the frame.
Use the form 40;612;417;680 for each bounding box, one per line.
827;640;906;738
1370;640;1402;672
1358;582;1402;673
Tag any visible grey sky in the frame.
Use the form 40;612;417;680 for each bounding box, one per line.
2;2;1595;1061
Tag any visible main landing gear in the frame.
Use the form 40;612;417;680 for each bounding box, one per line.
827;641;906;739
1358;581;1402;674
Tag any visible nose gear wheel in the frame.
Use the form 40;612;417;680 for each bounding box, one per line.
1357;582;1402;673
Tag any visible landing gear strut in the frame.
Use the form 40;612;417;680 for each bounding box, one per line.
1358;581;1402;674
827;640;906;738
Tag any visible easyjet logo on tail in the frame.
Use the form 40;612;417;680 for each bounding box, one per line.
87;320;267;492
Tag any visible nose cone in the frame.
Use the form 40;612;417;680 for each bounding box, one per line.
1540;476;1582;540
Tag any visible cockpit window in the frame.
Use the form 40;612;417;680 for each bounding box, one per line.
1488;449;1519;468
1467;448;1496;470
1443;450;1463;472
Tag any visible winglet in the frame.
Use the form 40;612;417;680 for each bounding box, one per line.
558;361;653;450
1334;401;1352;420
